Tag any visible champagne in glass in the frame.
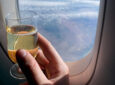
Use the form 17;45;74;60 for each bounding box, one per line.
7;25;38;63
6;11;38;79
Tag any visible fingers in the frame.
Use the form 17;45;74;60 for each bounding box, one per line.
36;49;49;66
16;49;51;85
18;49;49;74
37;33;69;77
37;33;64;64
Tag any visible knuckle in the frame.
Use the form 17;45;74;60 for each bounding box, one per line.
25;59;38;71
31;61;38;71
46;40;52;48
45;40;53;51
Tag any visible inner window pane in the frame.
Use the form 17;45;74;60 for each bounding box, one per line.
18;0;100;61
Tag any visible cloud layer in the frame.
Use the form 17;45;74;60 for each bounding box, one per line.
19;0;100;61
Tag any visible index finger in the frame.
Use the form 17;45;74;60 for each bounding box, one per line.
37;33;64;64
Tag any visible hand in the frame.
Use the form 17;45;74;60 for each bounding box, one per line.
16;33;69;85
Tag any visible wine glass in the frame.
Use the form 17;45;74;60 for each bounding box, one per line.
5;11;38;79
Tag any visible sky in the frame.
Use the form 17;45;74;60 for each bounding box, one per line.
19;0;100;61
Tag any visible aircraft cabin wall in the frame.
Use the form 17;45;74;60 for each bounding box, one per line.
88;0;115;85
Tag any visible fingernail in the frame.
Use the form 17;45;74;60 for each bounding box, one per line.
16;49;27;59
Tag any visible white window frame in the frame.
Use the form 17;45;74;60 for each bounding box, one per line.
0;0;19;49
68;0;106;84
0;0;105;85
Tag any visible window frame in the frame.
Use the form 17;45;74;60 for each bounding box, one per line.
68;0;106;84
0;0;19;50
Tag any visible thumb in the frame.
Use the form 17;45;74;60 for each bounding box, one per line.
16;49;51;85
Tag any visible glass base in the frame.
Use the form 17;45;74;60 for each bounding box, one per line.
10;64;26;79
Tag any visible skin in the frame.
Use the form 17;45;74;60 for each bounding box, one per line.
16;33;69;85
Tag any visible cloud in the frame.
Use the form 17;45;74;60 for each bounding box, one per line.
34;11;98;21
19;0;99;61
20;1;67;6
20;0;99;18
72;12;98;18
20;0;100;6
58;11;98;18
71;0;100;6
37;17;95;61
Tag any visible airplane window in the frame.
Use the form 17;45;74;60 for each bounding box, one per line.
18;0;100;62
